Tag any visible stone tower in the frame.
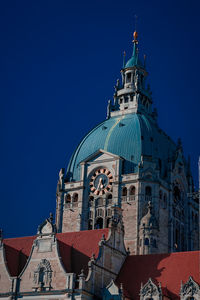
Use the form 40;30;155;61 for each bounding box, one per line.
55;31;199;254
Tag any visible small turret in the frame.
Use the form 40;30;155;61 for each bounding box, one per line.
139;201;159;254
110;31;153;118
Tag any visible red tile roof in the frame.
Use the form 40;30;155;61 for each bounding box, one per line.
116;251;200;300
3;236;36;276
57;229;109;276
2;229;109;277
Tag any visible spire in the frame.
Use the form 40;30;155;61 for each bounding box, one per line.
132;31;139;62
122;51;126;68
125;31;143;69
133;31;138;45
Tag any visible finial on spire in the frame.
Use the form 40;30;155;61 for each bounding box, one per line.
133;31;138;44
133;15;138;44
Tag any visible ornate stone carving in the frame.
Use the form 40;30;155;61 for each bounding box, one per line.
180;276;200;299
140;278;162;300
33;259;52;291
37;213;56;236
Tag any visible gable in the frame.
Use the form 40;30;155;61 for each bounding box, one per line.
3;236;35;277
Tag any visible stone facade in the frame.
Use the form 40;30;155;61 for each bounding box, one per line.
1;30;199;300
55;32;199;255
0;210;127;299
0;222;199;300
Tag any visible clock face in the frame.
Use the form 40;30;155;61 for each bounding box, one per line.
90;168;113;195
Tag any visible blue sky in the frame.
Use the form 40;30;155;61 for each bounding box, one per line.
0;0;199;238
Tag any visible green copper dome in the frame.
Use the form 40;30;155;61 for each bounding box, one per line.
66;113;176;182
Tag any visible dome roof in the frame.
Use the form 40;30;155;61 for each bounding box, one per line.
66;113;176;182
125;55;143;68
125;42;144;69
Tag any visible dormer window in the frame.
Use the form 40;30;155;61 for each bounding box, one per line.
140;278;162;300
180;276;200;300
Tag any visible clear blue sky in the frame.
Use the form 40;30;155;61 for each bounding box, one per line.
0;0;199;238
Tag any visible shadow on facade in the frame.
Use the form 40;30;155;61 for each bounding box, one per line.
116;253;177;299
58;240;91;276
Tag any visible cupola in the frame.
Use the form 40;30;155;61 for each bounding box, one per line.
108;31;153;118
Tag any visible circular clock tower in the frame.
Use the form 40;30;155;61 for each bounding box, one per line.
55;32;198;255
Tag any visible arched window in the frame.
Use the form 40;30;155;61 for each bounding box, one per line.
122;187;127;196
145;186;152;201
124;96;128;103
129;186;136;201
122;187;127;201
65;194;71;208
107;194;112;205
144;238;149;246
96;197;103;207
126;72;132;83
96;217;103;229
73;193;78;207
96;208;104;217
106;208;112;217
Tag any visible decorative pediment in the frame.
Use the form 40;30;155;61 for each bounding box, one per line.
140;278;162;299
80;149;123;164
180;276;200;299
33;259;52;291
37;213;56;236
103;280;122;300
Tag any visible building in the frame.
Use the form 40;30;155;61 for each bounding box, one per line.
56;31;199;255
0;31;199;300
